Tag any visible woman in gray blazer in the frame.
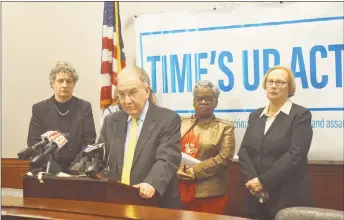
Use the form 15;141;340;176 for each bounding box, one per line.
27;61;96;172
238;65;313;220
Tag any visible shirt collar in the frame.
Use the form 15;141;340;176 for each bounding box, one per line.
260;99;293;118
127;101;150;123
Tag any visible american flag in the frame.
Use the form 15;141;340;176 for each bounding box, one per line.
100;2;126;122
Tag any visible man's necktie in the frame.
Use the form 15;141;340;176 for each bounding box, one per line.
121;118;138;185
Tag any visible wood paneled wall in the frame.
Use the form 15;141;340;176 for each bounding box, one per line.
1;158;343;217
2;159;30;189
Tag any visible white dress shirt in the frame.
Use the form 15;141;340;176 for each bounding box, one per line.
260;99;293;135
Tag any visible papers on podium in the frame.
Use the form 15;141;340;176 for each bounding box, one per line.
56;172;86;177
181;153;201;166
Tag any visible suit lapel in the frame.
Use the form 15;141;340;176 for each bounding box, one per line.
132;103;156;167
116;113;128;177
65;97;78;136
264;112;287;136
256;115;266;139
181;116;196;138
46;97;59;131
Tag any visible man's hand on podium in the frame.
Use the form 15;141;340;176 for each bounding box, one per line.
133;182;155;199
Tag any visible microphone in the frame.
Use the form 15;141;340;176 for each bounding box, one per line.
18;131;59;160
83;143;106;161
83;143;105;178
69;154;90;175
68;143;105;176
85;157;100;179
29;132;68;167
68;147;90;175
101;141;112;178
100;120;116;177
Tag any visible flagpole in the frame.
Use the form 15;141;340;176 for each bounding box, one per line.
114;1;122;74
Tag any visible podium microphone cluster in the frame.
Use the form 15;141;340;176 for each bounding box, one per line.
69;143;105;179
29;132;69;168
18;131;60;160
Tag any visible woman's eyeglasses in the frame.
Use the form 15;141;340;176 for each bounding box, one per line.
194;96;215;103
266;79;287;87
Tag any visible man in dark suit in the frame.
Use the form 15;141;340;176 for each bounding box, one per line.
98;66;182;209
27;61;97;172
238;66;313;220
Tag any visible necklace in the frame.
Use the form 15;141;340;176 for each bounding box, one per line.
56;105;70;116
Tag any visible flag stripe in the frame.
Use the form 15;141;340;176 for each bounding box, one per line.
102;25;114;39
100;86;112;103
102;38;114;51
101;61;112;75
101;49;112;63
100;73;111;87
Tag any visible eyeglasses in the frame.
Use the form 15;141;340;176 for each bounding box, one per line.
194;96;216;103
117;89;139;100
266;79;287;87
117;87;147;100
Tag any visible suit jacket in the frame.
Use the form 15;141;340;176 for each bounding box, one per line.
238;103;313;217
27;96;97;171
181;115;235;198
98;102;182;209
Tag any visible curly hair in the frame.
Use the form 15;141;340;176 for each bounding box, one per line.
193;80;220;100
49;61;79;88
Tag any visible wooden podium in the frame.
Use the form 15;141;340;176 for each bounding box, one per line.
22;174;158;207
2;196;251;220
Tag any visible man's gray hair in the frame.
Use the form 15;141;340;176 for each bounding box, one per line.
193;80;220;100
118;66;157;104
49;61;79;88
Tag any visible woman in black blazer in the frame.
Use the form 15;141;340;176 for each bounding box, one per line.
238;65;313;220
27;61;97;173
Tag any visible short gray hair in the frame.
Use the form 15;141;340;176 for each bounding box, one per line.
193;80;220;100
49;61;79;88
117;66;157;104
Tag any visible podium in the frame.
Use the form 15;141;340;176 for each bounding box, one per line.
2;196;252;220
22;174;158;207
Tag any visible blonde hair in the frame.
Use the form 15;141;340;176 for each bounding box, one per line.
262;65;296;97
117;66;157;104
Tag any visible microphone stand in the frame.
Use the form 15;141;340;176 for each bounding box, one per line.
69;157;89;175
45;154;61;175
30;152;61;176
85;158;100;179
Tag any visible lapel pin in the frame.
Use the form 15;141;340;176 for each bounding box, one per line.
149;123;155;130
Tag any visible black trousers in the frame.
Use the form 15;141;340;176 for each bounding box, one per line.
248;202;274;220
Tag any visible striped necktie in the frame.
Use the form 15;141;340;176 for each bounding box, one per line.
121;117;138;185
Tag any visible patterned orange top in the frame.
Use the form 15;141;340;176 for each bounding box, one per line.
179;128;200;203
182;128;200;157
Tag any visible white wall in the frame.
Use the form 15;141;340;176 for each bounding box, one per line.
2;2;104;157
0;1;2;183
1;2;245;157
